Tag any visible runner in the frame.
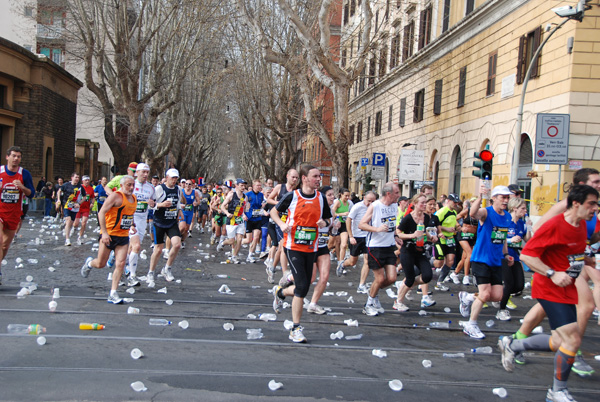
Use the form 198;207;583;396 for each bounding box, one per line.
179;179;200;248
432;194;460;291
106;162;137;194
53;176;64;221
56;173;83;246
458;185;512;339
330;189;353;262
146;168;184;287
148;175;160;245
218;179;248;263
197;186;211;234
0;146;35;284
210;186;226;245
80;175;137;304
453;197;477;285
358;182;400;316
73;175;95;245
94;177;108;222
498;185;598;402
271;165;331;342
245;179;266;263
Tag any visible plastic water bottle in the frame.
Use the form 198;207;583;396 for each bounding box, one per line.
443;352;465;358
7;324;46;335
149;318;172;326
429;321;450;329
471;346;493;354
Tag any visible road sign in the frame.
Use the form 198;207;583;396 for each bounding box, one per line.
399;149;425;181
371;166;385;180
535;113;570;165
413;180;435;190
360;158;369;170
373;153;386;167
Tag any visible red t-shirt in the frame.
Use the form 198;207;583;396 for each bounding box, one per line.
78;185;95;212
522;213;586;304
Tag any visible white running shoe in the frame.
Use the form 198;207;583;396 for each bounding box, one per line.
272;285;283;313
371;296;385;314
107;292;123;304
546;388;577;402
420;295;437;308
458;291;473;318
498;336;515;372
463;322;485;339
450;272;460;284
147;271;155;288
393;300;409;312
289;326;307;343
161;266;175;282
65;238;71;246
216;242;224;252
435;283;449;292
127;275;140;287
463;275;471;285
356;284;368;294
362;304;379;316
77;237;82;246
81;257;93;278
496;309;511;321
307;303;326;315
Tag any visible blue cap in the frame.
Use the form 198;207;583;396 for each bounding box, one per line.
236;178;247;185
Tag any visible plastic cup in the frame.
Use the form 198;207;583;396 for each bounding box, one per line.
178;320;189;329
127;307;140;314
493;387;507;398
268;380;283;391
126;288;135;294
389;379;403;391
422;359;432;368
130;381;147;392
166;299;174;305
223;323;235;331
130;348;144;360
37;336;47;346
26;275;33;282
48;301;57;312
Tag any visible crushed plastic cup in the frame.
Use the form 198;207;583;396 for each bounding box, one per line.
218;284;234;294
247;314;257;319
25;275;33;282
444;307;451;313
157;287;167;294
595;355;600;361
418;310;427;316
345;334;363;340
389;379;403;391
178;320;189;329
126;288;135;294
15;258;23;264
282;302;291;309
268;379;283;391
130;381;147;392
223;323;235;331
48;267;55;272
246;328;264;340
336;291;348;297
37;336;47;346
347;296;354;303
123;298;134;303
259;313;277;322
166;299;174;305
127;307;140;314
130;348;144;360
330;330;344;340
27;259;38;264
283;320;293;330
372;349;388;358
422;359;432;368
344;319;358;327
1;259;7;266
48;301;57;312
486;320;495;328
493;387;507;398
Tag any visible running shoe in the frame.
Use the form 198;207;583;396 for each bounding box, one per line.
546;388;577;402
405;290;414;301
259;251;269;259
80;257;93;278
392;300;409;312
420;295;436;308
216;242;224;252
107;292;123;304
463;322;485;339
458;291;473;318
416;288;432;295
435;283;449;292
161;266;175;282
336;259;346;277
279;272;294;288
181;242;185;249
362;303;379;316
307;303;326;315
231;256;241;264
514;352;526;365
289;326;307;343
210;236;215;245
506;297;517;310
163;250;170;260
77;236;82;246
571;353;595;377
127;275;140;287
498;336;515;372
266;266;275;284
356;284;368;294
146;271;155;288
246;254;257;263
496;309;511;321
491;301;501;309
463;275;471;285
187;231;192;238
272;285;283;313
371;296;385;314
450;272;460;284
65;238;71;246
385;288;397;298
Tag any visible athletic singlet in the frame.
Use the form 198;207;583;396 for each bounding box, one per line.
182;188;195;213
62;182;83;212
227;191;246;225
104;192;137;237
246;190;264;222
435;206;457;246
0;166;24;215
283;190;325;253
318;206;334;248
277;183;293;222
335;199;352;223
133;180;155;216
153;184;180;227
471;206;511;267
366;200;398;247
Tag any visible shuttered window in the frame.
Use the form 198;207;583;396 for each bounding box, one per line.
375;111;382;136
457;67;467;108
442;0;451;33
399;98;406;127
434;79;443;115
418;6;432;50
388;105;393;131
349;124;355;145
356;121;363;143
403;21;414;62
516;26;542;84
486;51;497;96
414;89;425;123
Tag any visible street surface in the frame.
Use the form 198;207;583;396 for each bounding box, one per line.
0;212;599;401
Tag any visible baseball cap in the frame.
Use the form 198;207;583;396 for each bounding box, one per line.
128;162;138;171
166;168;179;178
508;184;524;194
151;175;159;179
180;179;186;184
398;196;408;202
491;185;512;197
447;193;460;202
236;178;247;185
136;163;150;171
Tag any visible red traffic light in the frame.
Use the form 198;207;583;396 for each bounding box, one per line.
479;149;493;162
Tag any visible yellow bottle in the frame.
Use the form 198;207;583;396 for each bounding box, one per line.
79;323;105;330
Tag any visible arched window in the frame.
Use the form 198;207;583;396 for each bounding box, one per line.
450;146;461;195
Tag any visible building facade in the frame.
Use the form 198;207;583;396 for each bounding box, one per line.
345;0;600;217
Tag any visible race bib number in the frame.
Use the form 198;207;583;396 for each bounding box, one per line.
294;226;317;245
136;201;148;213
67;201;75;209
120;214;133;230
318;232;329;247
491;227;507;244
382;216;396;232
508;239;523;249
252;209;262;217
184;204;193;212
566;254;584;278
99;196;107;203
1;188;19;203
165;208;178;218
445;237;456;247
460;232;475;240
281;213;288;223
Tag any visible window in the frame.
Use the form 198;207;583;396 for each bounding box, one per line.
457;66;467;108
390;34;400;69
343;2;349;25
375;11;379;33
451;146;462;195
442;0;451;33
0;85;6;109
388;105;393;131
433;79;443;115
418;6;432;50
349;124;355;145
385;0;390;20
359;67;366;93
414;89;425;122
402;21;414;61
357;121;363;143
465;0;475;15
24;6;33;17
52;49;62;65
375;111;382;136
399;98;406;127
368;53;376;86
350;0;356;17
341;49;347;68
379;40;387;77
487;51;497;96
367;116;371;140
517;26;542;84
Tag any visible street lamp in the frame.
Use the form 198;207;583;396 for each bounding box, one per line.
510;0;590;184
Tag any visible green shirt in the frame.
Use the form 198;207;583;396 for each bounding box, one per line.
435;206;457;245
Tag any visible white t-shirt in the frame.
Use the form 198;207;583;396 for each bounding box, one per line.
348;201;369;238
366;200;398;247
133;180;155;217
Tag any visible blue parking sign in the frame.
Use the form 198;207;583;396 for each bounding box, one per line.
373;153;386;166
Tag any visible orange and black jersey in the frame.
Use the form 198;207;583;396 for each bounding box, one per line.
104;192;137;237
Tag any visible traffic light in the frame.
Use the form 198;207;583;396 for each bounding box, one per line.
473;147;494;180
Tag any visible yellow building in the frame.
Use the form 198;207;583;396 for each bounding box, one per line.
345;0;600;217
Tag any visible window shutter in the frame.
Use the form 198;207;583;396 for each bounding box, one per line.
418;10;426;50
516;35;525;84
399;98;406;127
531;26;542;78
434;79;443;115
458;67;467;107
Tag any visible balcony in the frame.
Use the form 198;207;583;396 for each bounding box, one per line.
37;24;64;40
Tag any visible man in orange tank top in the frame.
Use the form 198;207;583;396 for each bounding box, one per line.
80;176;137;304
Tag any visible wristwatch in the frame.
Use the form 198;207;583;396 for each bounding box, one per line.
546;269;555;278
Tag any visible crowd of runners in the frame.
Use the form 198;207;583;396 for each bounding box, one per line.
2;149;600;402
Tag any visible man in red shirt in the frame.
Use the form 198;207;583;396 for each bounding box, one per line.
74;175;95;245
498;185;598;402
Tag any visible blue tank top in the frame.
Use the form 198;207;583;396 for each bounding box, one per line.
246;190;264;222
182;189;195;213
586;212;597;239
471;206;511;267
506;217;527;262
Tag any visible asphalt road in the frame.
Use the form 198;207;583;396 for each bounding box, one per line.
0;212;598;401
